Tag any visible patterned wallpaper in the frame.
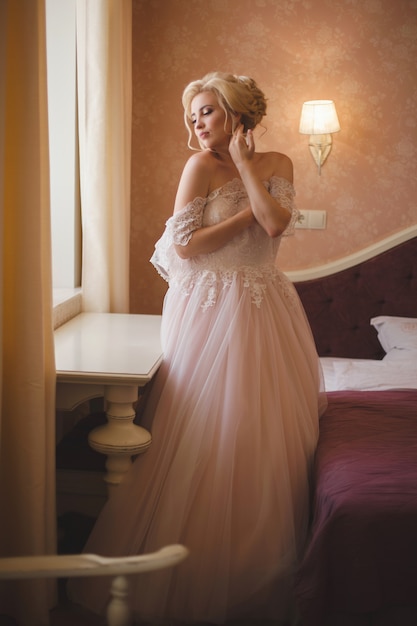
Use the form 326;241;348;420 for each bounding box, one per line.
130;0;417;314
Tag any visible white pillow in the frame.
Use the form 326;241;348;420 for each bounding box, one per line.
332;360;417;391
320;357;376;391
319;357;344;391
370;316;417;360
382;348;417;362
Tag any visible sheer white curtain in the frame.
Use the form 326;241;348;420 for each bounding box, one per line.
0;1;56;624
76;0;132;313
0;2;132;622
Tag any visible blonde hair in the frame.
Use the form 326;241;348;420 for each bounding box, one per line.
182;72;267;150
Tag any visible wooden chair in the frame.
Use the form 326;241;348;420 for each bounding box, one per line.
0;544;188;626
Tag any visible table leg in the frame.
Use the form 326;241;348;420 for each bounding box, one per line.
87;385;152;489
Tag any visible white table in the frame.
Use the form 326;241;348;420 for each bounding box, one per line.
55;313;163;488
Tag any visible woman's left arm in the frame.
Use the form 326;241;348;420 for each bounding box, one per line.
229;125;293;238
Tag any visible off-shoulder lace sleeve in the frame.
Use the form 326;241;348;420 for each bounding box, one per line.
150;196;206;281
269;176;299;236
170;196;206;246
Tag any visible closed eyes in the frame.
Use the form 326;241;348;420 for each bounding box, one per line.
191;107;214;124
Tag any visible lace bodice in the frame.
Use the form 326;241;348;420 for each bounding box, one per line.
151;176;299;309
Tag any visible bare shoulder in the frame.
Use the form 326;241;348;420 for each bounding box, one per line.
181;151;215;181
174;151;215;213
258;151;293;184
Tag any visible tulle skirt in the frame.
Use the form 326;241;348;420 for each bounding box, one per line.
69;271;325;624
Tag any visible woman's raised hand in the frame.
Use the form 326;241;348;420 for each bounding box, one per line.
229;124;255;170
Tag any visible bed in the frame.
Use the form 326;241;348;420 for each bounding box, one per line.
290;229;417;626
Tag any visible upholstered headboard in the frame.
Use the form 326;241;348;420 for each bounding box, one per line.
292;235;417;359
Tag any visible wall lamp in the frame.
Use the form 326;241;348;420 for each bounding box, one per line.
299;100;340;175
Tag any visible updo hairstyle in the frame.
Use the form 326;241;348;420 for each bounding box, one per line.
182;72;267;150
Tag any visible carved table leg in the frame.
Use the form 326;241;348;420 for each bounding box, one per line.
88;385;152;489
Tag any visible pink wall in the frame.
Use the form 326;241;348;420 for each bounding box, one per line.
130;0;417;314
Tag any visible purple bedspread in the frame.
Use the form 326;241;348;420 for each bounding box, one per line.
295;390;417;626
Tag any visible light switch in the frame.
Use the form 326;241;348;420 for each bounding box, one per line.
295;209;327;230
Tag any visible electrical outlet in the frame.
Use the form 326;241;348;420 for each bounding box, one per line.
296;209;327;230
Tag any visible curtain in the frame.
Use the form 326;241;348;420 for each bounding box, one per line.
76;0;132;313
0;1;57;624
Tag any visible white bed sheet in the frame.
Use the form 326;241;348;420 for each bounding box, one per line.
320;357;417;392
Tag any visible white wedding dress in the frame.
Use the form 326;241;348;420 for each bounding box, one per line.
69;176;325;625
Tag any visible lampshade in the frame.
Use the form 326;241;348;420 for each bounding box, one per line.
299;100;340;135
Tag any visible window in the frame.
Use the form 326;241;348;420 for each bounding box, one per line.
46;0;81;290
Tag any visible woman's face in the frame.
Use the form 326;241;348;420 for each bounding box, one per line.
190;91;233;151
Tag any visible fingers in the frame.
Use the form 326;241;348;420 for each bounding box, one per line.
232;125;254;150
233;124;246;143
229;124;255;166
246;128;254;151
